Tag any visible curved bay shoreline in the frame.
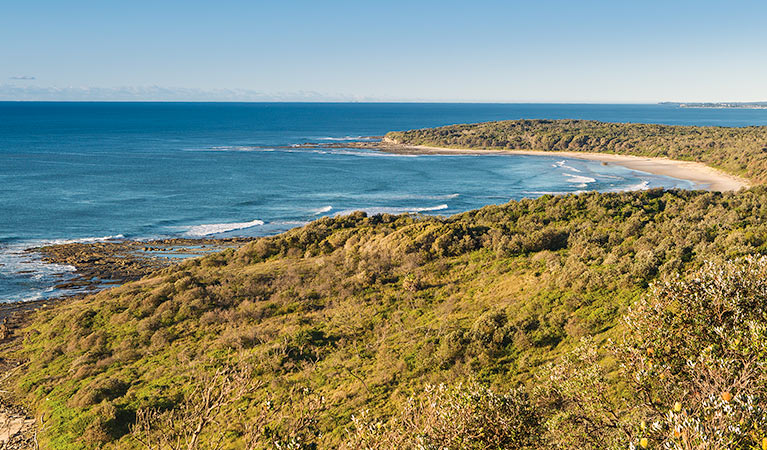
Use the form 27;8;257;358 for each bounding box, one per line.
364;141;751;192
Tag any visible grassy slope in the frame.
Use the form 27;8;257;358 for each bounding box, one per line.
385;119;767;181
8;186;767;448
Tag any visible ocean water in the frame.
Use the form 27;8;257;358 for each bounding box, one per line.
3;102;767;302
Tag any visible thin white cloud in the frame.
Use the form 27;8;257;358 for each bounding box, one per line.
0;85;390;101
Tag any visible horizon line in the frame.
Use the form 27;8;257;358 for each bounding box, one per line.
0;100;676;105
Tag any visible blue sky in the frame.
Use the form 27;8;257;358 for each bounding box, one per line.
2;0;766;102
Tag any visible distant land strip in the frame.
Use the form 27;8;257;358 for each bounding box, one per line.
660;101;767;109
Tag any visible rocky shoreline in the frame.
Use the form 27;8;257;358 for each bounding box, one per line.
2;236;256;348
2;237;255;328
31;237;254;292
0;236;256;445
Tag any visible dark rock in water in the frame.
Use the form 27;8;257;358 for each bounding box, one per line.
28;237;254;295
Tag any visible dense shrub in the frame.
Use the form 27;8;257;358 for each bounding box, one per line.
343;381;540;449
539;257;767;449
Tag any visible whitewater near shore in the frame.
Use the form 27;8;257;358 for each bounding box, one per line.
376;143;750;192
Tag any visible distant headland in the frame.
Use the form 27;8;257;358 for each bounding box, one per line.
660;101;767;109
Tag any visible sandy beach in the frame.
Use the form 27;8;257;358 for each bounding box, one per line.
382;144;751;192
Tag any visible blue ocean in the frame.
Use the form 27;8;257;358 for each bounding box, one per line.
3;102;767;302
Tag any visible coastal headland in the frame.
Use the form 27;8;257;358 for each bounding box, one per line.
4;119;767;447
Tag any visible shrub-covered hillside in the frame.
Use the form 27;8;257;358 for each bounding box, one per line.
385;119;767;182
6;187;767;448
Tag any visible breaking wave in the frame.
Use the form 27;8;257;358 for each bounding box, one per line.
335;204;449;216
615;180;650;192
316;136;376;141
189;146;276;152
47;234;125;245
563;173;597;187
184;220;265;237
553;160;582;172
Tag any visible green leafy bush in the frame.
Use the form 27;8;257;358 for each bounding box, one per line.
343;381;540;449
539;257;767;449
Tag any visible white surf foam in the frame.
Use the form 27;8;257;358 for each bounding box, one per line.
316;136;376;141
0;242;78;302
190;146;276;152
311;205;333;215
628;180;650;191
525;191;569;196
563;173;596;184
409;204;449;212
350;193;460;201
184;220;265;237
331;149;419;158
335;204;449;216
553;160;582;172
48;234;125;245
198;146;416;158
612;180;650;192
0;245;76;276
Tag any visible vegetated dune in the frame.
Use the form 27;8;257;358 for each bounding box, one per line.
7;186;767;448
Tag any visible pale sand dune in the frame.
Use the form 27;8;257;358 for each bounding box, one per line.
393;145;751;192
